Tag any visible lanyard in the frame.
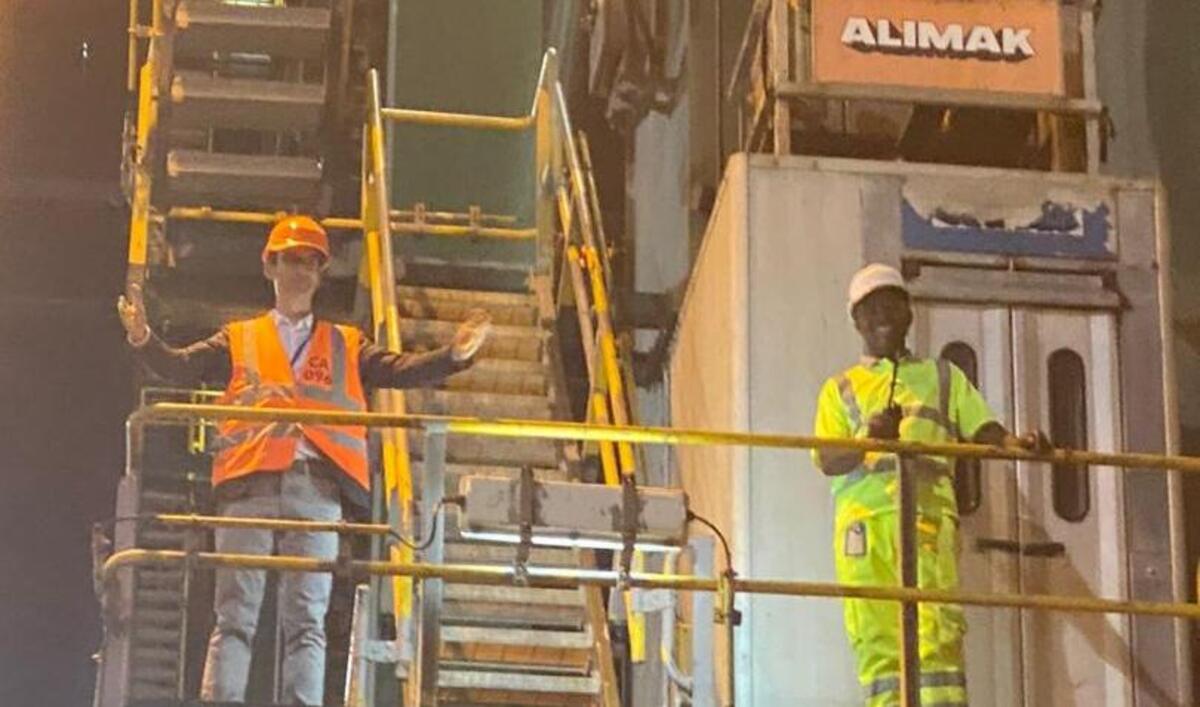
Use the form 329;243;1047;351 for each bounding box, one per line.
289;326;316;370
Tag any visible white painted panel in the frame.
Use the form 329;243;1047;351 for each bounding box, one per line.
669;155;749;705
746;167;866;706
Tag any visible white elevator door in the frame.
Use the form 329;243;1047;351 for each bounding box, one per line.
913;304;1130;706
912;303;1022;707
1012;308;1130;707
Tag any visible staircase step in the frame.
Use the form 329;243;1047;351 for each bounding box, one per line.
139;490;189;511
443;625;592;651
134;588;186;607
438;669;600;696
137;529;187;549
405;389;553;421
444;584;584;608
410;432;559;468
136;569;185;589
134;608;185;627
132;647;180;669
443;585;585;629
402;319;542;363
397;285;538;327
175;1;330;61
166;150;320;208
171;73;325;131
169;127;211;150
442;356;547;396
134;625;183;646
129;675;177;699
413;462;566;498
443;539;577;568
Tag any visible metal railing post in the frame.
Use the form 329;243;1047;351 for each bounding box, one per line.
412;424;447;707
897;454;920;706
344;584;372;707
689;536;717;707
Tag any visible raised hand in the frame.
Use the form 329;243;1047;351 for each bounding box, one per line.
117;283;150;346
451;308;492;362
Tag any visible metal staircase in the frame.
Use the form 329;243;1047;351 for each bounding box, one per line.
103;1;634;704
398;284;607;705
164;0;327;209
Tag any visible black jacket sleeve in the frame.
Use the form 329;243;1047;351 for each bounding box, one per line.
358;340;471;390
129;329;233;387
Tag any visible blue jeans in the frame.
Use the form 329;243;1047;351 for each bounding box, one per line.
200;462;342;705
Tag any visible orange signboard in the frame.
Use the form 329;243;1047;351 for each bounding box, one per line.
811;0;1064;96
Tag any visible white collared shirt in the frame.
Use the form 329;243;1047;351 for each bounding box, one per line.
270;309;320;461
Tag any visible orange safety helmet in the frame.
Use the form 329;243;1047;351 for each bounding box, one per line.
262;215;330;263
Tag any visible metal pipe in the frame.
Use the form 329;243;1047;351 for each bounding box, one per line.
380;107;534;131
100;549;1200;621
133;403;1200;474
168;206;362;230
897;456;919;707
393;208;518;225
126;0;140;92
155;514;392;536
343;584;371;707
166;207;533;239
390;223;536;239
415;428;447;706
1157;182;1193;705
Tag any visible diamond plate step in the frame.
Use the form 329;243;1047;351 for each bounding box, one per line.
175;0;330;61
409;432;559;468
397;285;538;327
166;149;320;208
443;539;577;568
402;319;542;363
442;356;547;396
171;73;325;131
412;462;566;498
404;389;553;420
438;669;600;695
442;584;585;629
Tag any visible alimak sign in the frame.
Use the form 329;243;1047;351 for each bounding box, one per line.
811;0;1064;96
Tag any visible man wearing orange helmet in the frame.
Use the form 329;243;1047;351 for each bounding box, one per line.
118;216;492;705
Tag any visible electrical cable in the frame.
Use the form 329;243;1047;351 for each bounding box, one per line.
387;499;450;553
687;510;733;572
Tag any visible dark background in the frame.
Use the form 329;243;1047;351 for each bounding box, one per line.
0;2;132;705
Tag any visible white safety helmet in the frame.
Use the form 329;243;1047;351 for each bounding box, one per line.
847;263;908;316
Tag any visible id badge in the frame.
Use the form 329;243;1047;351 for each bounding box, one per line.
844;521;867;557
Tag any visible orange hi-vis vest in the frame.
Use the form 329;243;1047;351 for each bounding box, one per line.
213;314;370;491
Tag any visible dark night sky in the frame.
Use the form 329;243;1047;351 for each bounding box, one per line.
0;2;134;705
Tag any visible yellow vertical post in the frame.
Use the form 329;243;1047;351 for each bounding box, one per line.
363;70;415;631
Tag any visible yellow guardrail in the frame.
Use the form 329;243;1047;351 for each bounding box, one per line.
102;547;1200;622
165;207;534;240
119;402;1199;707
132;402;1200;473
112;396;1200;607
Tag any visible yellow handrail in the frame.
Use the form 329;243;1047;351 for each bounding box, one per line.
381;107;534;131
133;402;1200;476
125;0;167;292
166;207;535;239
101;548;1200;622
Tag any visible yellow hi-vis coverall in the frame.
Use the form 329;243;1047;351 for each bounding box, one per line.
813;355;997;707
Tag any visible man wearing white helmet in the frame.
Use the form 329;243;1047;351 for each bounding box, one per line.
813;263;1045;706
